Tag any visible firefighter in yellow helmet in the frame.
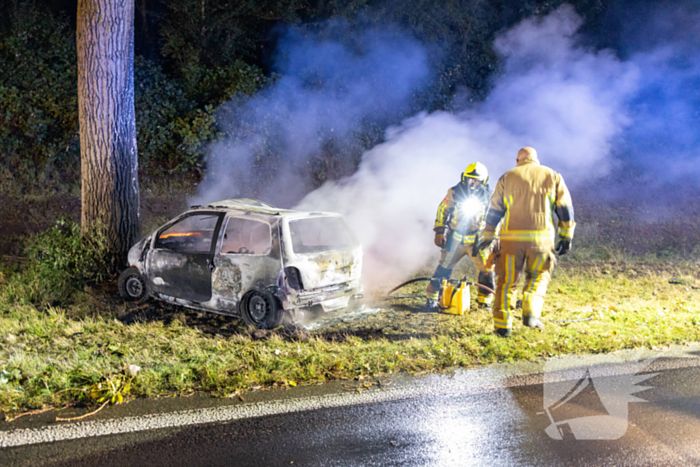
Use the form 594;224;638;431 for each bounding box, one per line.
478;147;575;337
425;162;495;311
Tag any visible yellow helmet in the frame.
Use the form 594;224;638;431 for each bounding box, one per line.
462;162;488;185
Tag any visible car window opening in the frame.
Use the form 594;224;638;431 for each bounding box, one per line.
155;214;219;253
289;217;359;254
221;217;271;255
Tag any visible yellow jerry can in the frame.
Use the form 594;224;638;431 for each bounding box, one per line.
439;280;470;315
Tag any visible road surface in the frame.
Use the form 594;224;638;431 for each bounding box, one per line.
2;346;700;466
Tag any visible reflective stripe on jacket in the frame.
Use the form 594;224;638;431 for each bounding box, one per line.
483;156;575;244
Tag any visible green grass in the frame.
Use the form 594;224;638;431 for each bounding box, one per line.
1;259;699;416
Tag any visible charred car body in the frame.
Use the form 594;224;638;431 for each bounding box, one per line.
118;199;363;328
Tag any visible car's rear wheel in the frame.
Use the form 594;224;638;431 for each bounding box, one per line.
118;267;149;302
240;289;283;329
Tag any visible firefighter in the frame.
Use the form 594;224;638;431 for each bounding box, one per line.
478;147;575;337
425;162;495;311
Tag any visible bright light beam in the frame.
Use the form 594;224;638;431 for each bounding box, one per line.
459;198;482;219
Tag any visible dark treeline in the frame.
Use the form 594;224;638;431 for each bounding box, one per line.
0;0;654;192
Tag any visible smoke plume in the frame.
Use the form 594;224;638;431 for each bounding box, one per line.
192;22;430;207
296;5;640;289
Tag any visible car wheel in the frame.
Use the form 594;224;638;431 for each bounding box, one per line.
241;289;283;329
118;267;148;302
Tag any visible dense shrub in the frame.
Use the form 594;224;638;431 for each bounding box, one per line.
135;57;266;174
3;217;110;306
0;4;79;176
0;2;266;180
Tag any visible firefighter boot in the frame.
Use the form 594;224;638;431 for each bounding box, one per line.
523;316;544;329
495;328;511;338
423;298;439;312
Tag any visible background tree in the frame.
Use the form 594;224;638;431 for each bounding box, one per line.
76;0;140;265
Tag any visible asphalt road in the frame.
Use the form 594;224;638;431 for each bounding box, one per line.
3;351;700;466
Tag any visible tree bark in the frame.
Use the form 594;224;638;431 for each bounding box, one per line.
77;0;141;266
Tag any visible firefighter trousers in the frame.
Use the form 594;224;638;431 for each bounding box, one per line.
426;233;494;305
492;241;556;331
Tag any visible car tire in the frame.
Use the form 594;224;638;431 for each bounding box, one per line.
118;267;149;302
240;289;283;329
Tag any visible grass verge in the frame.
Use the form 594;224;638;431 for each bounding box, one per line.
1;259;699;417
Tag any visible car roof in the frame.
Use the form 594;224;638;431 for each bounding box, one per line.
190;198;340;219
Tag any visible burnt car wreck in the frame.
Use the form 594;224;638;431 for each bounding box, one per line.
118;199;363;329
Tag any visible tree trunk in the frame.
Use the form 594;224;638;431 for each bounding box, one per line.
77;0;141;267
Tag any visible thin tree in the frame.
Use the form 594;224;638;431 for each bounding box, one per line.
77;0;141;266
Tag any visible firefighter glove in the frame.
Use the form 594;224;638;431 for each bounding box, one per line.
434;232;446;248
556;237;571;256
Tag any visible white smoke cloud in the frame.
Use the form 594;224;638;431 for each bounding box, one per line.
487;7;639;176
191;23;430;208
296;5;641;290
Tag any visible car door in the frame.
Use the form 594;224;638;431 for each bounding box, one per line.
146;212;224;303
211;215;281;308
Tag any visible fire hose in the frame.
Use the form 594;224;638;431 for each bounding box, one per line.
387;277;495;299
